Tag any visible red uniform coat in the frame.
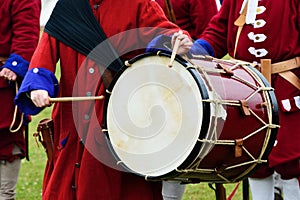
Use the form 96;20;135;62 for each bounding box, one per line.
0;0;40;160
200;0;300;175
26;0;189;199
155;0;218;39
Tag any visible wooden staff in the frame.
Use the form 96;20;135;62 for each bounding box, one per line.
164;0;176;24
168;30;183;67
49;95;105;102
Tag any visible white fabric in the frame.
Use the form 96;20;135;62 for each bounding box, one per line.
254;19;266;28
248;47;268;57
248;32;266;42
162;181;186;200
215;0;222;11
282;178;300;200
240;0;259;24
294;96;300;109
281;99;292;111
273;172;283;193
40;0;58;27
249;175;274;200
256;6;266;15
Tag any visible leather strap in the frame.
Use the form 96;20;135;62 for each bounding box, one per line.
279;71;300;91
233;3;247;58
231;57;300;88
260;57;300;87
271;57;300;74
260;59;272;83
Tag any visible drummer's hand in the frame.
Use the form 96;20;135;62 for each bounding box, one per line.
171;31;193;55
0;68;17;81
30;90;51;107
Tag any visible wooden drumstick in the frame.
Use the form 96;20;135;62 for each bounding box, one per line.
49;95;105;102
168;30;183;67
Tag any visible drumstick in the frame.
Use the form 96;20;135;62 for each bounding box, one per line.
168;30;183;67
49;95;105;102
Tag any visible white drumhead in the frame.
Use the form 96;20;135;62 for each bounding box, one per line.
107;55;204;177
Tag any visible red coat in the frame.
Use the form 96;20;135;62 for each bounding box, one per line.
27;0;188;199
155;0;218;39
201;0;300;169
0;0;40;160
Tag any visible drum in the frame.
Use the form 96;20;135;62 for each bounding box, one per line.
103;52;279;183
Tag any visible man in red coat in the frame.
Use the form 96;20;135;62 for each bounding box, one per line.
0;0;40;199
15;0;192;199
155;0;218;40
190;0;300;199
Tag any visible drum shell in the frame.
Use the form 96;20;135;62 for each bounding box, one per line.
103;52;279;183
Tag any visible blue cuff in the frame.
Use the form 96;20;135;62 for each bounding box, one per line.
146;35;173;54
190;39;214;57
14;68;59;115
2;53;29;78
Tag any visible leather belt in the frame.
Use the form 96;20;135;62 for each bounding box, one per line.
271;57;300;74
231;57;300;90
259;57;300;90
254;57;300;74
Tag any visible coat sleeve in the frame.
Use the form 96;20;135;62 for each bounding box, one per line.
14;32;60;115
11;0;41;61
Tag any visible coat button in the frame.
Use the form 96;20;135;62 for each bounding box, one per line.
12;61;18;66
33;68;39;73
89;68;95;74
75;163;80;168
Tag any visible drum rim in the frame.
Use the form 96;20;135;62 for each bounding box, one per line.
244;65;279;178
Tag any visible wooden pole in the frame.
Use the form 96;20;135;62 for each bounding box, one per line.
163;0;177;23
215;183;227;200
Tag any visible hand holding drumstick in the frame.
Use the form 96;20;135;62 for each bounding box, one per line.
169;30;193;67
30;89;105;107
30;90;51;107
171;31;193;55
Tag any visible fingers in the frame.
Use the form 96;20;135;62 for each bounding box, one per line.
0;68;17;81
178;38;193;54
30;90;51;107
171;31;193;55
171;31;183;46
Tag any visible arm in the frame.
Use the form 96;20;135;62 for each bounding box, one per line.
15;33;60;115
0;0;40;82
14;68;59;115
